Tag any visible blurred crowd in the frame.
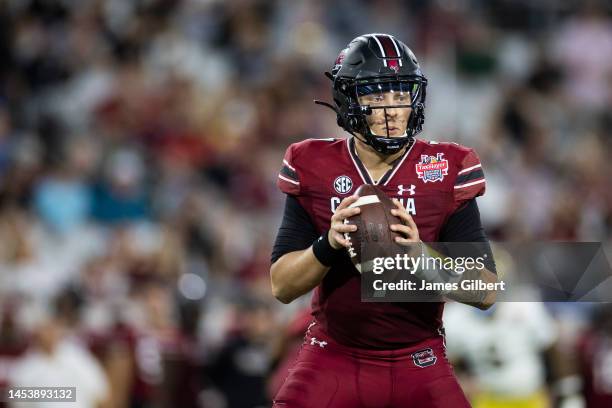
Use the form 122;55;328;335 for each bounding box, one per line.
0;0;611;407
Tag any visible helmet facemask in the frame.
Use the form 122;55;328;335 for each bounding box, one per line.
342;78;426;155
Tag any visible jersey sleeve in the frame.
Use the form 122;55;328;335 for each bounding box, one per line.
276;143;301;195
453;148;485;208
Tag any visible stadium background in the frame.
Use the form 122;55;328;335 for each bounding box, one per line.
0;0;611;407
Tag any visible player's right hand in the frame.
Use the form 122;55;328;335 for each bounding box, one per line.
328;195;360;249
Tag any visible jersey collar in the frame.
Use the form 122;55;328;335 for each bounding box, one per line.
346;137;416;186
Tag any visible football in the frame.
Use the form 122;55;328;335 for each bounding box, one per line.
344;184;403;273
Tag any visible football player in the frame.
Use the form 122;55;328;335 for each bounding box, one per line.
576;304;612;407
270;33;498;407
443;302;558;408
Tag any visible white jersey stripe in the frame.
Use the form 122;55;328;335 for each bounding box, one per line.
346;138;370;184
278;174;300;185
388;35;403;66
372;35;387;67
454;178;485;189
457;163;481;175
282;159;296;171
381;139;417;186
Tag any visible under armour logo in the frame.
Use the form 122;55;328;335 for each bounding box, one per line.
397;184;416;196
310;337;327;348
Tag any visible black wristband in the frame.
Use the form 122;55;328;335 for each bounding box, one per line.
312;231;342;266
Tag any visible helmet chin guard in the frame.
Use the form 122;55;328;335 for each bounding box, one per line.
363;133;412;155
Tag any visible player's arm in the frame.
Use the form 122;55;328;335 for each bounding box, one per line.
270;195;359;304
390;198;498;310
436;199;498;309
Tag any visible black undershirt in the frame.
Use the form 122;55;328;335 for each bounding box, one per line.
270;195;319;264
271;195;496;273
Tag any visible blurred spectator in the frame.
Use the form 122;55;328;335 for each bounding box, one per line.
9;300;109;408
576;304;612;407
552;1;612;111
91;149;149;224
33;141;93;235
208;298;276;408
0;300;29;408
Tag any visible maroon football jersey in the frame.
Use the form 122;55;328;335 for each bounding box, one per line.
277;137;485;348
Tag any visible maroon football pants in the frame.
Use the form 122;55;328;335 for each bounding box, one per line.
273;327;471;408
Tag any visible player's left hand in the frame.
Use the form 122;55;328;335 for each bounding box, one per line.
389;198;420;244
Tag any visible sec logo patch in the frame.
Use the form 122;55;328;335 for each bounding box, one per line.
334;175;353;194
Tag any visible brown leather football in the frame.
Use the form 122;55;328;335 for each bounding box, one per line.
344;184;403;273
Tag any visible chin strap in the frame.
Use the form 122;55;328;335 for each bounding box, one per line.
314;71;338;111
314;99;369;144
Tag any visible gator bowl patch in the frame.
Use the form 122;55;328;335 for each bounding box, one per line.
415;153;449;183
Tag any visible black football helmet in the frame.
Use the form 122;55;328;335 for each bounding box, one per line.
316;33;427;155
